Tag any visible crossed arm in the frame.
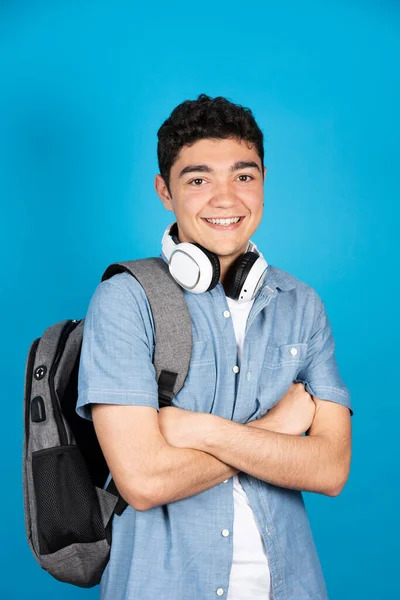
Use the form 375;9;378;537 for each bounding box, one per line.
93;385;352;512
149;394;351;509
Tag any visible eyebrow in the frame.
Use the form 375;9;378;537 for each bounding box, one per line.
178;160;261;178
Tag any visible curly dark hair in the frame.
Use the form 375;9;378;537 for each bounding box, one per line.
157;93;264;196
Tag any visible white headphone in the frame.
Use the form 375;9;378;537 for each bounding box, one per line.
161;222;268;302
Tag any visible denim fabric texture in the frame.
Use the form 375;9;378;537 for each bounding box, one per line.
76;247;352;600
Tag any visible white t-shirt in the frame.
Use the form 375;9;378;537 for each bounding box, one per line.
226;295;272;600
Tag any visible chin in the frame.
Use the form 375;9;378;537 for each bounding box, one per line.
208;242;245;257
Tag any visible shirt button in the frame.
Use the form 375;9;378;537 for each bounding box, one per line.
223;310;231;318
222;479;228;483
232;365;240;373
290;347;298;356
221;529;230;537
216;589;224;596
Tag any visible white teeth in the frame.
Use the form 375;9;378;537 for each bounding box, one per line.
204;217;241;225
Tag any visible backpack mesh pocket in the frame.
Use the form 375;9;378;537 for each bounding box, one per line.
32;445;105;555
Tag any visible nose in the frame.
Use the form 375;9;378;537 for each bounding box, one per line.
208;182;240;209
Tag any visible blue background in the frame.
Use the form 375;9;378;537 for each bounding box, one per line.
1;0;398;598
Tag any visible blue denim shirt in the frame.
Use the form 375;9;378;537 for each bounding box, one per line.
77;248;352;600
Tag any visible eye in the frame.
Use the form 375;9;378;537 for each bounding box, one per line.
188;174;254;186
188;178;206;186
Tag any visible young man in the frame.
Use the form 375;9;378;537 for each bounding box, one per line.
77;94;352;600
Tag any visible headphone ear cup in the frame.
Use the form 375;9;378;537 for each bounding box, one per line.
227;252;259;300
192;243;220;291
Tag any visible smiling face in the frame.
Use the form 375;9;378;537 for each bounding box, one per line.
155;137;266;282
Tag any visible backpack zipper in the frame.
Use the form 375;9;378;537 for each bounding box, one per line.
24;337;40;455
49;319;81;446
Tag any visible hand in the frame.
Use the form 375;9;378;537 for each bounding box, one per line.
248;382;316;436
158;405;208;449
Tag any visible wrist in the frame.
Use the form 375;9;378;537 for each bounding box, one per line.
247;416;281;433
200;414;235;451
192;413;222;451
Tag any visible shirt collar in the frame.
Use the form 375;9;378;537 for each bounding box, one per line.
262;266;296;293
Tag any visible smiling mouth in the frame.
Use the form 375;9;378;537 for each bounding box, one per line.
201;216;245;229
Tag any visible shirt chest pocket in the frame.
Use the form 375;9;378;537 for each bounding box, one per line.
172;340;217;413
257;342;309;410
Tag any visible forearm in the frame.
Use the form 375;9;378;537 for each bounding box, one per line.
143;443;239;510
194;415;347;496
145;412;293;509
146;411;287;509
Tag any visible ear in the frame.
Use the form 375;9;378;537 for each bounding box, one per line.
155;174;173;211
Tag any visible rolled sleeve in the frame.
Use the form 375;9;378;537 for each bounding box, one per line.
296;292;353;415
76;273;159;421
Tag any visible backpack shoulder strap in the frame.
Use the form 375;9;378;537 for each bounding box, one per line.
101;257;192;515
101;257;192;404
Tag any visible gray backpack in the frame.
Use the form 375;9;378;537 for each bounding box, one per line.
23;257;192;588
